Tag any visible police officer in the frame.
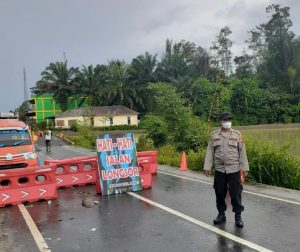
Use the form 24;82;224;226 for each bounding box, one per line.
204;112;249;228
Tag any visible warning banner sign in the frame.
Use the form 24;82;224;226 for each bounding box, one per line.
96;133;142;196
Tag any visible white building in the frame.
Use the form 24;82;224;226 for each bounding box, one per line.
55;106;139;129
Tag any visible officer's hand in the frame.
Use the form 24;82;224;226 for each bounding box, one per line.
204;170;211;177
242;171;248;177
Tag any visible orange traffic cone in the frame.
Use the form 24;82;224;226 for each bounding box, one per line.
180;151;188;171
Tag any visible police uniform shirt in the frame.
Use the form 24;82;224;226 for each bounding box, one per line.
204;129;249;174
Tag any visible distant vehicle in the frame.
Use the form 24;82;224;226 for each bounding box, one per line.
0;119;38;170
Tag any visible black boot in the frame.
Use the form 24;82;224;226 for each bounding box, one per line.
235;213;244;228
213;213;226;225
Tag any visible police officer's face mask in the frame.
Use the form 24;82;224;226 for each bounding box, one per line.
221;121;232;129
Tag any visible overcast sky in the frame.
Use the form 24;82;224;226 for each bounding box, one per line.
0;0;299;112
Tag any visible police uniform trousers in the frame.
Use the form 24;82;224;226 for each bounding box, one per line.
213;170;244;213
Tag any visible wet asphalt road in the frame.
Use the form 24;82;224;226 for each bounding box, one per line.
1;138;300;252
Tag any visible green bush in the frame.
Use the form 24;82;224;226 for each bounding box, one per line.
158;144;181;167
140;115;169;147
97;125;140;131
70;121;79;132
68;125;96;149
247;139;300;190
156;145;206;171
136;135;155;151
186;149;206;171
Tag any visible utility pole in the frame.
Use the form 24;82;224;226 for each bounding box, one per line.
23;68;28;101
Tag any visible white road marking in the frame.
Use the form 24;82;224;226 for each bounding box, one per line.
158;171;300;206
242;190;300;205
128;192;273;252
18;204;51;252
158;171;212;185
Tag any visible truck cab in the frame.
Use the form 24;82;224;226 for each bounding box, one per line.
0;119;38;170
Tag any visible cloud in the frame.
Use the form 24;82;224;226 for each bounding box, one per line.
0;0;298;111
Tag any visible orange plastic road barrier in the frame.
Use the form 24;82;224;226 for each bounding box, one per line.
137;151;158;175
138;159;152;189
44;157;97;188
0;165;57;207
180;151;188;171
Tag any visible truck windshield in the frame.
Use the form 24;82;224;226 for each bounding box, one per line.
0;129;32;147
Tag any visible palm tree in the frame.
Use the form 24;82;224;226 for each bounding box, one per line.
128;52;157;112
31;61;78;111
105;60;136;109
128;52;157;84
76;64;107;106
155;40;192;88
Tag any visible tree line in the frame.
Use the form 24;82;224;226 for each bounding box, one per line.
30;4;300;125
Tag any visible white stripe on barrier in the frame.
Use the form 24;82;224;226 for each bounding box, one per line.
128;192;273;252
35;168;52;173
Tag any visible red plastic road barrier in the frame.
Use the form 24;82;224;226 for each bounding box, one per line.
0;165;57;207
44;157;97;188
137;151;158;175
138;159;152;189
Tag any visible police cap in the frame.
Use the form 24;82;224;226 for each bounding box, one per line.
219;112;232;121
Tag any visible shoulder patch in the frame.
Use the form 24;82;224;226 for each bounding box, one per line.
211;129;221;135
232;129;244;143
231;129;241;136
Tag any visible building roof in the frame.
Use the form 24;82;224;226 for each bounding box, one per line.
56;106;139;118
